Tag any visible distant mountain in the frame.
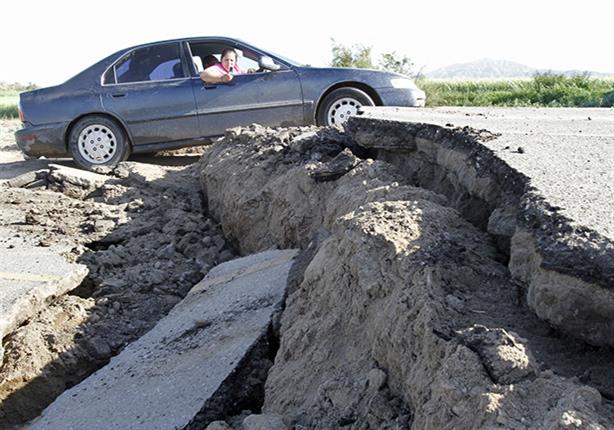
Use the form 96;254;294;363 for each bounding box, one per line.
424;58;614;79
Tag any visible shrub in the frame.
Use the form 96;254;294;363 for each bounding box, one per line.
0;105;18;119
602;90;614;107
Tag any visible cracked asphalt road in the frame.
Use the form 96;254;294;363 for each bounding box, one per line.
360;107;614;242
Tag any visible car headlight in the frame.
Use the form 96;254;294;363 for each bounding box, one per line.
390;78;418;89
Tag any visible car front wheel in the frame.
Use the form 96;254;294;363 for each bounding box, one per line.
316;87;375;128
68;116;130;170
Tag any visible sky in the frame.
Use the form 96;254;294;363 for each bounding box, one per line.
1;0;613;87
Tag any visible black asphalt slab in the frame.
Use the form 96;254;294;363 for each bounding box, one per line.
360;107;614;243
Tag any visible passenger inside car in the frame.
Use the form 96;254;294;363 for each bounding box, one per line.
203;55;220;69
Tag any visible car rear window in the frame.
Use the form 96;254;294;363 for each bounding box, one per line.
107;43;185;84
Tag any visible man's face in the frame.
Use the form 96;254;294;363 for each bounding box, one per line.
221;53;236;72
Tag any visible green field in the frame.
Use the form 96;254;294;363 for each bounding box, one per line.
419;74;614;107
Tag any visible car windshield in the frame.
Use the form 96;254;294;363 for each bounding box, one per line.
265;49;304;67
240;41;304;66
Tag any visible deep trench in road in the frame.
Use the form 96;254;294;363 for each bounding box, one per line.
1;119;613;429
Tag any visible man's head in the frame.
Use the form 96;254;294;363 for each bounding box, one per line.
221;48;238;72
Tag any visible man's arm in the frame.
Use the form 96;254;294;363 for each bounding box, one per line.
200;67;233;84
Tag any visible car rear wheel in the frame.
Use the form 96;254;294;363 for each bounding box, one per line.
316;87;375;128
68;116;130;170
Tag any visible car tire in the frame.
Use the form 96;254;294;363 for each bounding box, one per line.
68;115;130;170
316;87;375;127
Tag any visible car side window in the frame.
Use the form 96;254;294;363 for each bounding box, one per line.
187;41;286;77
115;58;132;81
109;43;184;84
149;59;183;80
236;55;259;73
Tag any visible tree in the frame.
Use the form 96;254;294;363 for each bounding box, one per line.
330;39;374;69
330;40;415;77
378;51;415;77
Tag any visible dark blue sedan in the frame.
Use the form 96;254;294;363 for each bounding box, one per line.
16;37;425;169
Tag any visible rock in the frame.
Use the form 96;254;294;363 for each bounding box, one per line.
310;149;360;182
243;414;288;430
486;207;517;238
86;336;112;358
458;325;538;384
367;368;387;392
114;162;168;183
48;163;113;189
218;250;234;263
212;234;226;251
204;421;231;430
157;243;176;259
127;198;144;212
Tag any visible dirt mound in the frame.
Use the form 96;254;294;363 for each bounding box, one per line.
199;124;614;428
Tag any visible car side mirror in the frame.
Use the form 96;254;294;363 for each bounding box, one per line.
259;56;280;71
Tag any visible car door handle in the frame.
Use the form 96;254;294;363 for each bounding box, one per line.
111;93;126;98
203;85;217;90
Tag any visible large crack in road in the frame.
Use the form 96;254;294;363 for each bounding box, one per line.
196;120;614;429
1;111;613;429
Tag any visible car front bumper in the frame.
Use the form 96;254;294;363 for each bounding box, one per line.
15;122;69;157
377;88;426;108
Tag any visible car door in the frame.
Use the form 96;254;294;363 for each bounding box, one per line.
192;68;304;137
101;42;199;147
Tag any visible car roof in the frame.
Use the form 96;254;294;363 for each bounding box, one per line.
124;36;246;51
115;36;302;68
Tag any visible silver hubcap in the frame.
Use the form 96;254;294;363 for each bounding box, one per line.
327;97;362;127
78;125;117;164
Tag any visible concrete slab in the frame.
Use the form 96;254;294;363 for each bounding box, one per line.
29;249;298;430
114;161;171;183
48;163;113;189
0;247;88;362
